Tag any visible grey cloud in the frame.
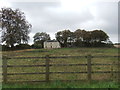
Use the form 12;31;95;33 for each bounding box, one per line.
118;1;120;43
78;2;118;41
8;1;119;44
92;2;118;34
11;2;61;9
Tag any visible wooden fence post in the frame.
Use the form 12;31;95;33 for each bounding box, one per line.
118;59;120;85
111;61;114;81
87;54;92;82
45;55;50;82
2;57;7;83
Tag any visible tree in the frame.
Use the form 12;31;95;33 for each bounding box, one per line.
55;30;72;47
74;29;85;47
67;32;76;47
33;32;50;48
74;29;110;47
91;30;109;43
91;30;109;47
0;8;31;48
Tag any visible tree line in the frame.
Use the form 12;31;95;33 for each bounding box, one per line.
56;29;112;47
0;8;113;51
33;29;113;48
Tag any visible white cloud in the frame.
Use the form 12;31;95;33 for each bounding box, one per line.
0;0;11;8
0;0;119;44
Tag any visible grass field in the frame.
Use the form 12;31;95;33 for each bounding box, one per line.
2;81;119;88
1;47;119;88
2;47;119;57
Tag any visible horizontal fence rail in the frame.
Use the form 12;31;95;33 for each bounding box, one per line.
4;63;119;68
4;71;119;75
3;55;120;60
1;55;120;83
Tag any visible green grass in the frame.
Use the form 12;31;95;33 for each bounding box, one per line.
2;47;119;57
2;81;119;88
1;47;119;88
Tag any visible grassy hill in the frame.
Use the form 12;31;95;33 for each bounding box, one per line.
1;47;119;88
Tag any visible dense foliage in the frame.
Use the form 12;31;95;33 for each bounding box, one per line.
0;8;31;48
33;32;50;48
2;44;31;51
56;29;113;47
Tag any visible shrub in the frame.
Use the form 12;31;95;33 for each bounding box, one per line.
15;44;31;50
31;43;42;49
2;45;10;51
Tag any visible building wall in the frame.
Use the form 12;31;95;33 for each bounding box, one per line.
114;45;120;48
44;42;61;49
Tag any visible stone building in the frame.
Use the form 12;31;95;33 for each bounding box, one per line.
44;40;61;49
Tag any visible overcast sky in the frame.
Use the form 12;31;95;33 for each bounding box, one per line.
0;0;119;44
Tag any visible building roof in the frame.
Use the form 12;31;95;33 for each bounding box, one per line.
45;40;58;42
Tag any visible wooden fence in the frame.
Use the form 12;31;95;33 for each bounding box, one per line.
2;55;120;83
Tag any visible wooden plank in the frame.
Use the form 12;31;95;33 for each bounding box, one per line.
49;56;86;59
7;65;46;67
5;71;119;76
45;55;50;82
50;72;88;74
118;59;120;84
87;54;92;82
92;64;119;65
6;79;114;83
1;63;118;68
2;63;119;68
2;58;7;83
110;61;114;80
7;72;46;75
7;80;85;83
92;56;120;58
9;56;86;59
92;71;119;73
7;55;120;60
6;72;88;75
50;63;119;66
7;64;87;67
7;80;46;83
50;64;87;66
8;57;45;59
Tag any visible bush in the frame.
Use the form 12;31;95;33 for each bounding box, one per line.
0;44;2;50
2;45;11;51
1;44;31;51
31;43;42;49
15;44;31;50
